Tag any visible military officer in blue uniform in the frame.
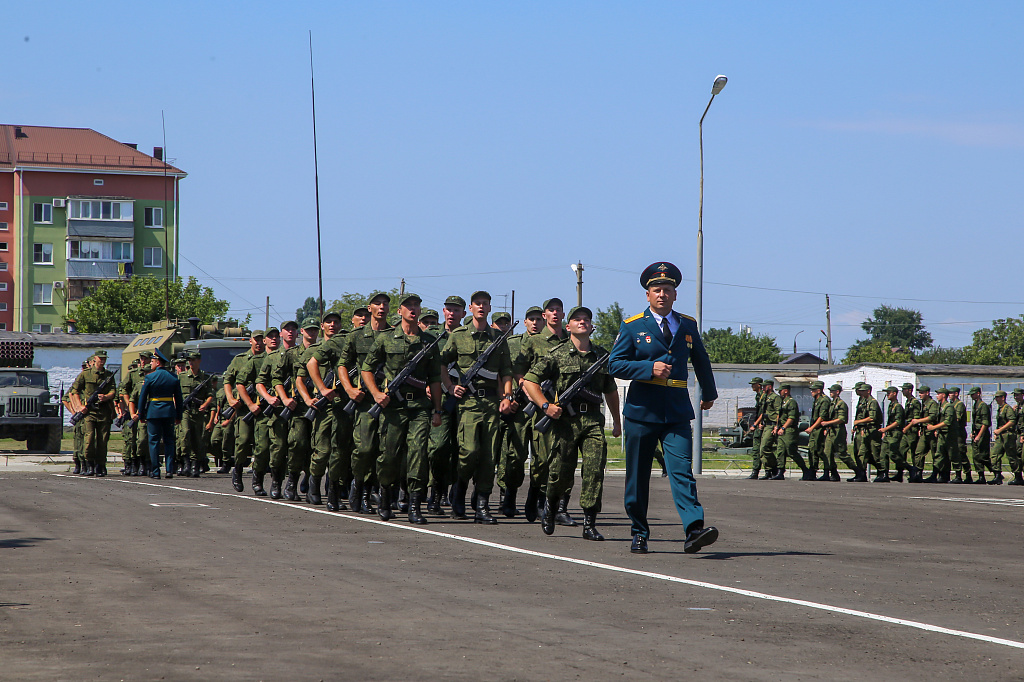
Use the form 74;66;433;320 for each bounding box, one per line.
608;261;719;555
138;349;184;479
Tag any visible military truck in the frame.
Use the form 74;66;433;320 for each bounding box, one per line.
121;318;250;380
0;367;63;453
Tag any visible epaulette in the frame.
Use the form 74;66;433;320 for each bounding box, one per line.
233;351;248;358
679;313;696;323
623;313;644;324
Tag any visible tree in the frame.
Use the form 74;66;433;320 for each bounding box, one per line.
327;288;403;326
702;327;783;364
295;296;325;323
915;346;975;364
66;276;231;334
842;340;915;364
592;302;625;350
857;305;933;351
964;315;1024;365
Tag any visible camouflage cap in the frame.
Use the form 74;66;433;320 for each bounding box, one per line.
810;380;825;390
93;349;108;358
829;383;843;391
420;308;439;321
81;361;89;369
1013;388;1024;395
492;311;511;323
884;385;899;394
917;385;931;392
139;350;153;359
749;377;763;385
524;306;543;317
187;349;202;360
854;382;866;390
280;319;299;330
470;290;491;303
322;311;343;322
398;292;422;308
250;329;265;338
299;316;320;330
861;383;872;392
567;305;593;320
762;378;775;386
901;382;915;390
935;387;949;395
352;305;369;316
968;386;982;395
994;390;1007;398
948;386;961;393
778;383;792;391
265;326;280;336
444;295;466;309
543;297;564;310
367;291;391;305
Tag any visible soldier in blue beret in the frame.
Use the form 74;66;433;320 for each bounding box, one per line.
608;261;720;554
137;349;184;479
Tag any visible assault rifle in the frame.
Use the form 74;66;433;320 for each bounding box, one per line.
242;377;293;424
442;322;517;413
367;333;445;419
69;374;116;426
218;383;255;421
534;351;610;435
302;371;338;421
182;374;215;413
342;365;375;417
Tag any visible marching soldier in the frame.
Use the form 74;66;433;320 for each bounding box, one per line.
774;384;811;480
746;377;764;479
879;386;905;481
210;378;236;474
69;350;117;477
301;314;348;505
990;390;1016;485
361;293;444;523
853;384;884;481
117;359;138;475
1013;388;1024;485
908;386;939;483
257;322;298;498
758;379;781;479
426;295;465;513
805;380;830;480
63;369;86;474
440;290;516;523
924;388;954;483
523;305;621;540
948;386;971;483
968;387;992;484
900;382;922;481
821;383;863;481
178;351;214;478
222;330;266;492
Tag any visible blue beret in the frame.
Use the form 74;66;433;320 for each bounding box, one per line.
641;262;682;289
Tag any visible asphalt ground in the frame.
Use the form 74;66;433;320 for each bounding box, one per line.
2;469;1023;681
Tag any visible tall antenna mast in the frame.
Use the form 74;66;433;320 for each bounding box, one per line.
162;111;170;322
309;30;325;319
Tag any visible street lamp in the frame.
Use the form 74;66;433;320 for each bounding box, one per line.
570;261;584;307
694;74;727;475
793;330;804;355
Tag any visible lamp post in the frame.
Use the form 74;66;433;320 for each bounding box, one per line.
793;330;804;355
570;261;584;307
694;74;727;475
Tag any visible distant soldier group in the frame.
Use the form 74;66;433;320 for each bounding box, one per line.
746;379;1024;485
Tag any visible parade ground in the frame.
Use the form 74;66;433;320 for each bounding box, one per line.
2;466;1023;681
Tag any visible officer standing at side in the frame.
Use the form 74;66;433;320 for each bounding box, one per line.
137;349;183;479
608;262;719;555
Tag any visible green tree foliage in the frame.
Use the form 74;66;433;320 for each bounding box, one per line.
857;305;933;351
964;315;1024;365
592;302;625;350
843;340;915;364
914;346;974;364
327;289;403;327
295;296;325;323
703;327;783;364
67;276;231;334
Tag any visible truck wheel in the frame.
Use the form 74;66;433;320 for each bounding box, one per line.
26;430;46;451
45;424;63;454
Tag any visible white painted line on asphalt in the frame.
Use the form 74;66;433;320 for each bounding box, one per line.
908;496;1024;508
54;474;1024;652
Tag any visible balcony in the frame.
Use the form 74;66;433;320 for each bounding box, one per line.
66;260;133;280
67;219;134;239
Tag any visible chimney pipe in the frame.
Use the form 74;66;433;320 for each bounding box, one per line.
153;147;163;161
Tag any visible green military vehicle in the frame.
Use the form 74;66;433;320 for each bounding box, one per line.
0;367;63;453
121;318;250;380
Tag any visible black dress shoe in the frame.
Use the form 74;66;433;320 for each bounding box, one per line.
684;526;719;554
630;534;648;554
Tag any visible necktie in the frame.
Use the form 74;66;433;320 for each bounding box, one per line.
661;317;672;345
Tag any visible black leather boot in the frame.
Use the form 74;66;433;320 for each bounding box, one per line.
988;472;1005;485
555;493;578;527
816;468;831;481
474;491;498;525
216;463;232;474
85;461;95;476
270;473;283;500
450;480;468;520
362;488;373;513
349;478;365;513
829;466;840;482
964;471;973;484
184;460;193;478
923;470;938;483
252;471;267;497
408;491;427;524
524;485;540;523
499;487;518;518
73;459;82;475
377;485;394;521
541;496;557;536
299;471;310;495
398;485;409;513
759;468;773;480
800;468;816;481
426;485;442;514
873;471;890;483
231;465;244;492
283;473;299;501
192;460;201;478
952;471;963;484
307;476;323;505
974;471;987;484
582;509;604;541
326;479;340;511
1008;472;1024;486
746;469;760;480
771;468;786;480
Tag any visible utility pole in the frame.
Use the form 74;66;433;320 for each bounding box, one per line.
399;278;405;298
825;294;834;364
511;290;515;321
265;296;270;330
572;261;584;307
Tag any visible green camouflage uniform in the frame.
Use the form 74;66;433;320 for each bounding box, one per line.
304;332;351;486
882;398;905;472
257;348;290;479
427;327;457;494
914;397;940;470
513;326;568;493
750;388;765;472
70;366;117;469
177;367;213;470
759;390;782;471
855;395;883;472
223;350;266;470
209;384;235;469
933;399;956;474
363;327;443;494
119;368;138;469
950;395;969;475
970;396;992;474
992;401;1018;475
807;392;831;474
340;325;391;485
900;394;922;468
497;330;536;493
776;394;806;474
824;396;857;472
524;341;615;512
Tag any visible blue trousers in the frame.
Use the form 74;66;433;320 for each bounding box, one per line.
147;418;177;474
623;417;703;539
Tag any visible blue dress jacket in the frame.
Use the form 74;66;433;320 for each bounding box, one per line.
608;308;718;424
137;367;184;420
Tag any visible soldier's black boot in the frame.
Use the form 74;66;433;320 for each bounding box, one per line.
299;471;310;495
270;473;283;500
426;485;442;514
362;488;374;513
582;509;604;541
524;485;540;523
952;471;963;484
499;487;518;518
192;460;201;478
252;471;267;497
450;480;468;520
800;467;816;481
1008;472;1024;486
829;466;840;482
474;491;498;525
398;484;409;512
541;496;557;536
555;493;578;527
283;473;299;501
974;471;987;484
348;479;362;512
988;471;1004;485
307;476;323;505
923;470;938;483
771;467;786;481
852;468;868;482
873;471;890;483
231;465;244;492
377;485;394;521
327;479;340;511
408;491;427;524
816;467;831;481
759;468;773;480
963;471;973;484
216;462;232;474
746;468;760;480
85;461;95;476
73;460;82;475
890;468;904;483
183;460;193;478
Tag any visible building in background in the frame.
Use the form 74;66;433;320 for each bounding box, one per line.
0;125;186;332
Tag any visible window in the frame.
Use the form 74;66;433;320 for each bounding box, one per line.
93;179;104;186
33;203;52;223
31;324;52;333
0;223;7;231
0;263;7;271
0;243;7;251
33;283;53;305
33;243;53;264
0;303;6;311
68;200;132;221
0;282;7;290
143;246;163;267
0;324;6;331
0;202;8;210
144;206;163;228
68;240;132;261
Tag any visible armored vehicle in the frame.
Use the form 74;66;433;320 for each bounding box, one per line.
121;318;250;381
0;368;63;453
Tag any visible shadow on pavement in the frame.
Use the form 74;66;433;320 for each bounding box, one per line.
0;536;52;549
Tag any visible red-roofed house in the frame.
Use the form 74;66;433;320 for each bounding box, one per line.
0;125;186;332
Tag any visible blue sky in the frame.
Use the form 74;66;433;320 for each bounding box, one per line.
5;1;1023;358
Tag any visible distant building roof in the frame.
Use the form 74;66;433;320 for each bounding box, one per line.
780;352;828;365
0;125;185;176
820;362;1024;378
0;331;135;348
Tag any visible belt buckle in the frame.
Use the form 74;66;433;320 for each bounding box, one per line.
579;403;588;413
405;392;414;401
476;388;487;398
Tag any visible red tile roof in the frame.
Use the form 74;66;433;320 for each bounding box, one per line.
0;125;185;175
